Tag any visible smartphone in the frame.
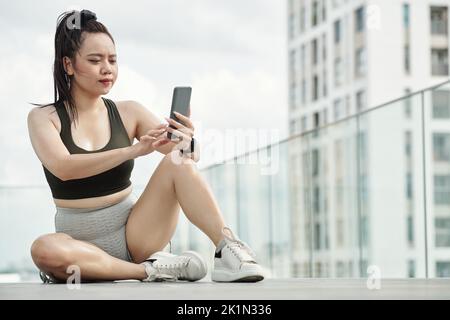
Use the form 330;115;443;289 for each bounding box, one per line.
167;86;192;140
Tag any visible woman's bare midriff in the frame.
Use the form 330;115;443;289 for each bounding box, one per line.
53;184;133;209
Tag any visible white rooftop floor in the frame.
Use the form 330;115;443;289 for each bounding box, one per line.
1;278;449;300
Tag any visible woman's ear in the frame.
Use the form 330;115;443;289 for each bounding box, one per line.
62;56;74;76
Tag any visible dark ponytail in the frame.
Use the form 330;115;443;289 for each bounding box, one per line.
32;10;115;128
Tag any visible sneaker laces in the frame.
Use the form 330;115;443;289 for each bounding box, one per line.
221;227;257;263
39;271;52;284
144;255;191;282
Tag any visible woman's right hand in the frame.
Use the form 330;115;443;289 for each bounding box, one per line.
129;123;170;158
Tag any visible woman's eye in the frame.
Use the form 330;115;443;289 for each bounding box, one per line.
110;60;117;64
89;60;100;63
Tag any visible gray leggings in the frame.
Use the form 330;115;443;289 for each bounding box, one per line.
54;192;138;263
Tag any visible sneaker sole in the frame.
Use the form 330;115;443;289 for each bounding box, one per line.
212;270;265;282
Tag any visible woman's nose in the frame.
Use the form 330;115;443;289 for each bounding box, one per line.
101;62;113;74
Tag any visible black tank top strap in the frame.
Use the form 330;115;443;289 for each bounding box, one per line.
102;97;129;140
54;100;72;137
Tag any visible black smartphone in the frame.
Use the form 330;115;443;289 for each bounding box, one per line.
167;86;192;140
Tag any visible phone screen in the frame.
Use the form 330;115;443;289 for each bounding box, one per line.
167;87;192;140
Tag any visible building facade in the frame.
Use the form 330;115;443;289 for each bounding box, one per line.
288;0;450;277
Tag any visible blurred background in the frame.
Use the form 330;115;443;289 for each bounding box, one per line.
1;0;450;282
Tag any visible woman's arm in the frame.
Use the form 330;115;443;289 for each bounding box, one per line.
27;106;141;181
62;146;137;180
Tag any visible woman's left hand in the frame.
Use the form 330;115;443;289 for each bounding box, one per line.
164;111;195;152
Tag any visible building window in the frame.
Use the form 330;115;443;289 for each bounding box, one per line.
431;6;448;35
408;260;415;278
312;0;319;27
312;75;319;101
300;5;306;33
406;173;413;199
436;261;450;277
301;44;306;104
312;149;319;176
334;57;343;86
434;175;450;205
301;116;308;132
431;49;449;76
313;188;320;215
407;215;414;246
289;49;296;78
405;131;412;157
336;219;344;247
432;90;450;119
301;79;307;104
289;0;295;39
323;69;327;98
333;99;342;120
433;133;450;162
356;90;366;112
435;218;450;247
355;47;366;77
312;38;318;65
403;4;410;28
289;119;296;135
289;51;297;108
404;88;412;118
345;95;351;116
301;43;306;70
359;173;369;208
290;83;296;110
404;45;411;74
322;0;327;22
360;215;369;247
322;33;327;62
334;20;341;44
313;112;320;129
355;6;364;32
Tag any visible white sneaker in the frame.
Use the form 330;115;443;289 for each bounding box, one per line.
212;227;265;282
141;250;207;282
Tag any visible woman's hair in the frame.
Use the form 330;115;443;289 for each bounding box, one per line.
34;10;115;127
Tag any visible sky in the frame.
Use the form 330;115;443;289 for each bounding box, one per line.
0;0;288;187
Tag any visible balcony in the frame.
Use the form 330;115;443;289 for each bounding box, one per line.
431;20;448;35
432;63;449;76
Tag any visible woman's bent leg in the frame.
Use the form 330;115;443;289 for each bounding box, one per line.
30;232;146;282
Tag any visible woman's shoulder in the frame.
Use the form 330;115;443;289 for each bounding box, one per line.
28;104;61;133
113;100;146;118
113;99;139;110
29;104;57;121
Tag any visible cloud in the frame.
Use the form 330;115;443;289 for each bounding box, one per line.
0;0;287;184
190;69;287;167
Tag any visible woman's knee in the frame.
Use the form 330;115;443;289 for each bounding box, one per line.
30;233;72;271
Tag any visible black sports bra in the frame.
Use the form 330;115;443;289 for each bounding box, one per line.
42;98;134;199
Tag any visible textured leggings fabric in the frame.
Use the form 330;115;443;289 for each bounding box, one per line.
54;193;138;262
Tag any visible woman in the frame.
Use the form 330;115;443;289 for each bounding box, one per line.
27;9;265;283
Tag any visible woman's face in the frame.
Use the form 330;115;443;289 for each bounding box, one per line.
65;32;118;96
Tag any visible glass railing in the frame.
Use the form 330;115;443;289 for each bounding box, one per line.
177;79;450;279
1;79;450;281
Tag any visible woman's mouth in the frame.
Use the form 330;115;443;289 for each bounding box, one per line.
99;80;112;86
